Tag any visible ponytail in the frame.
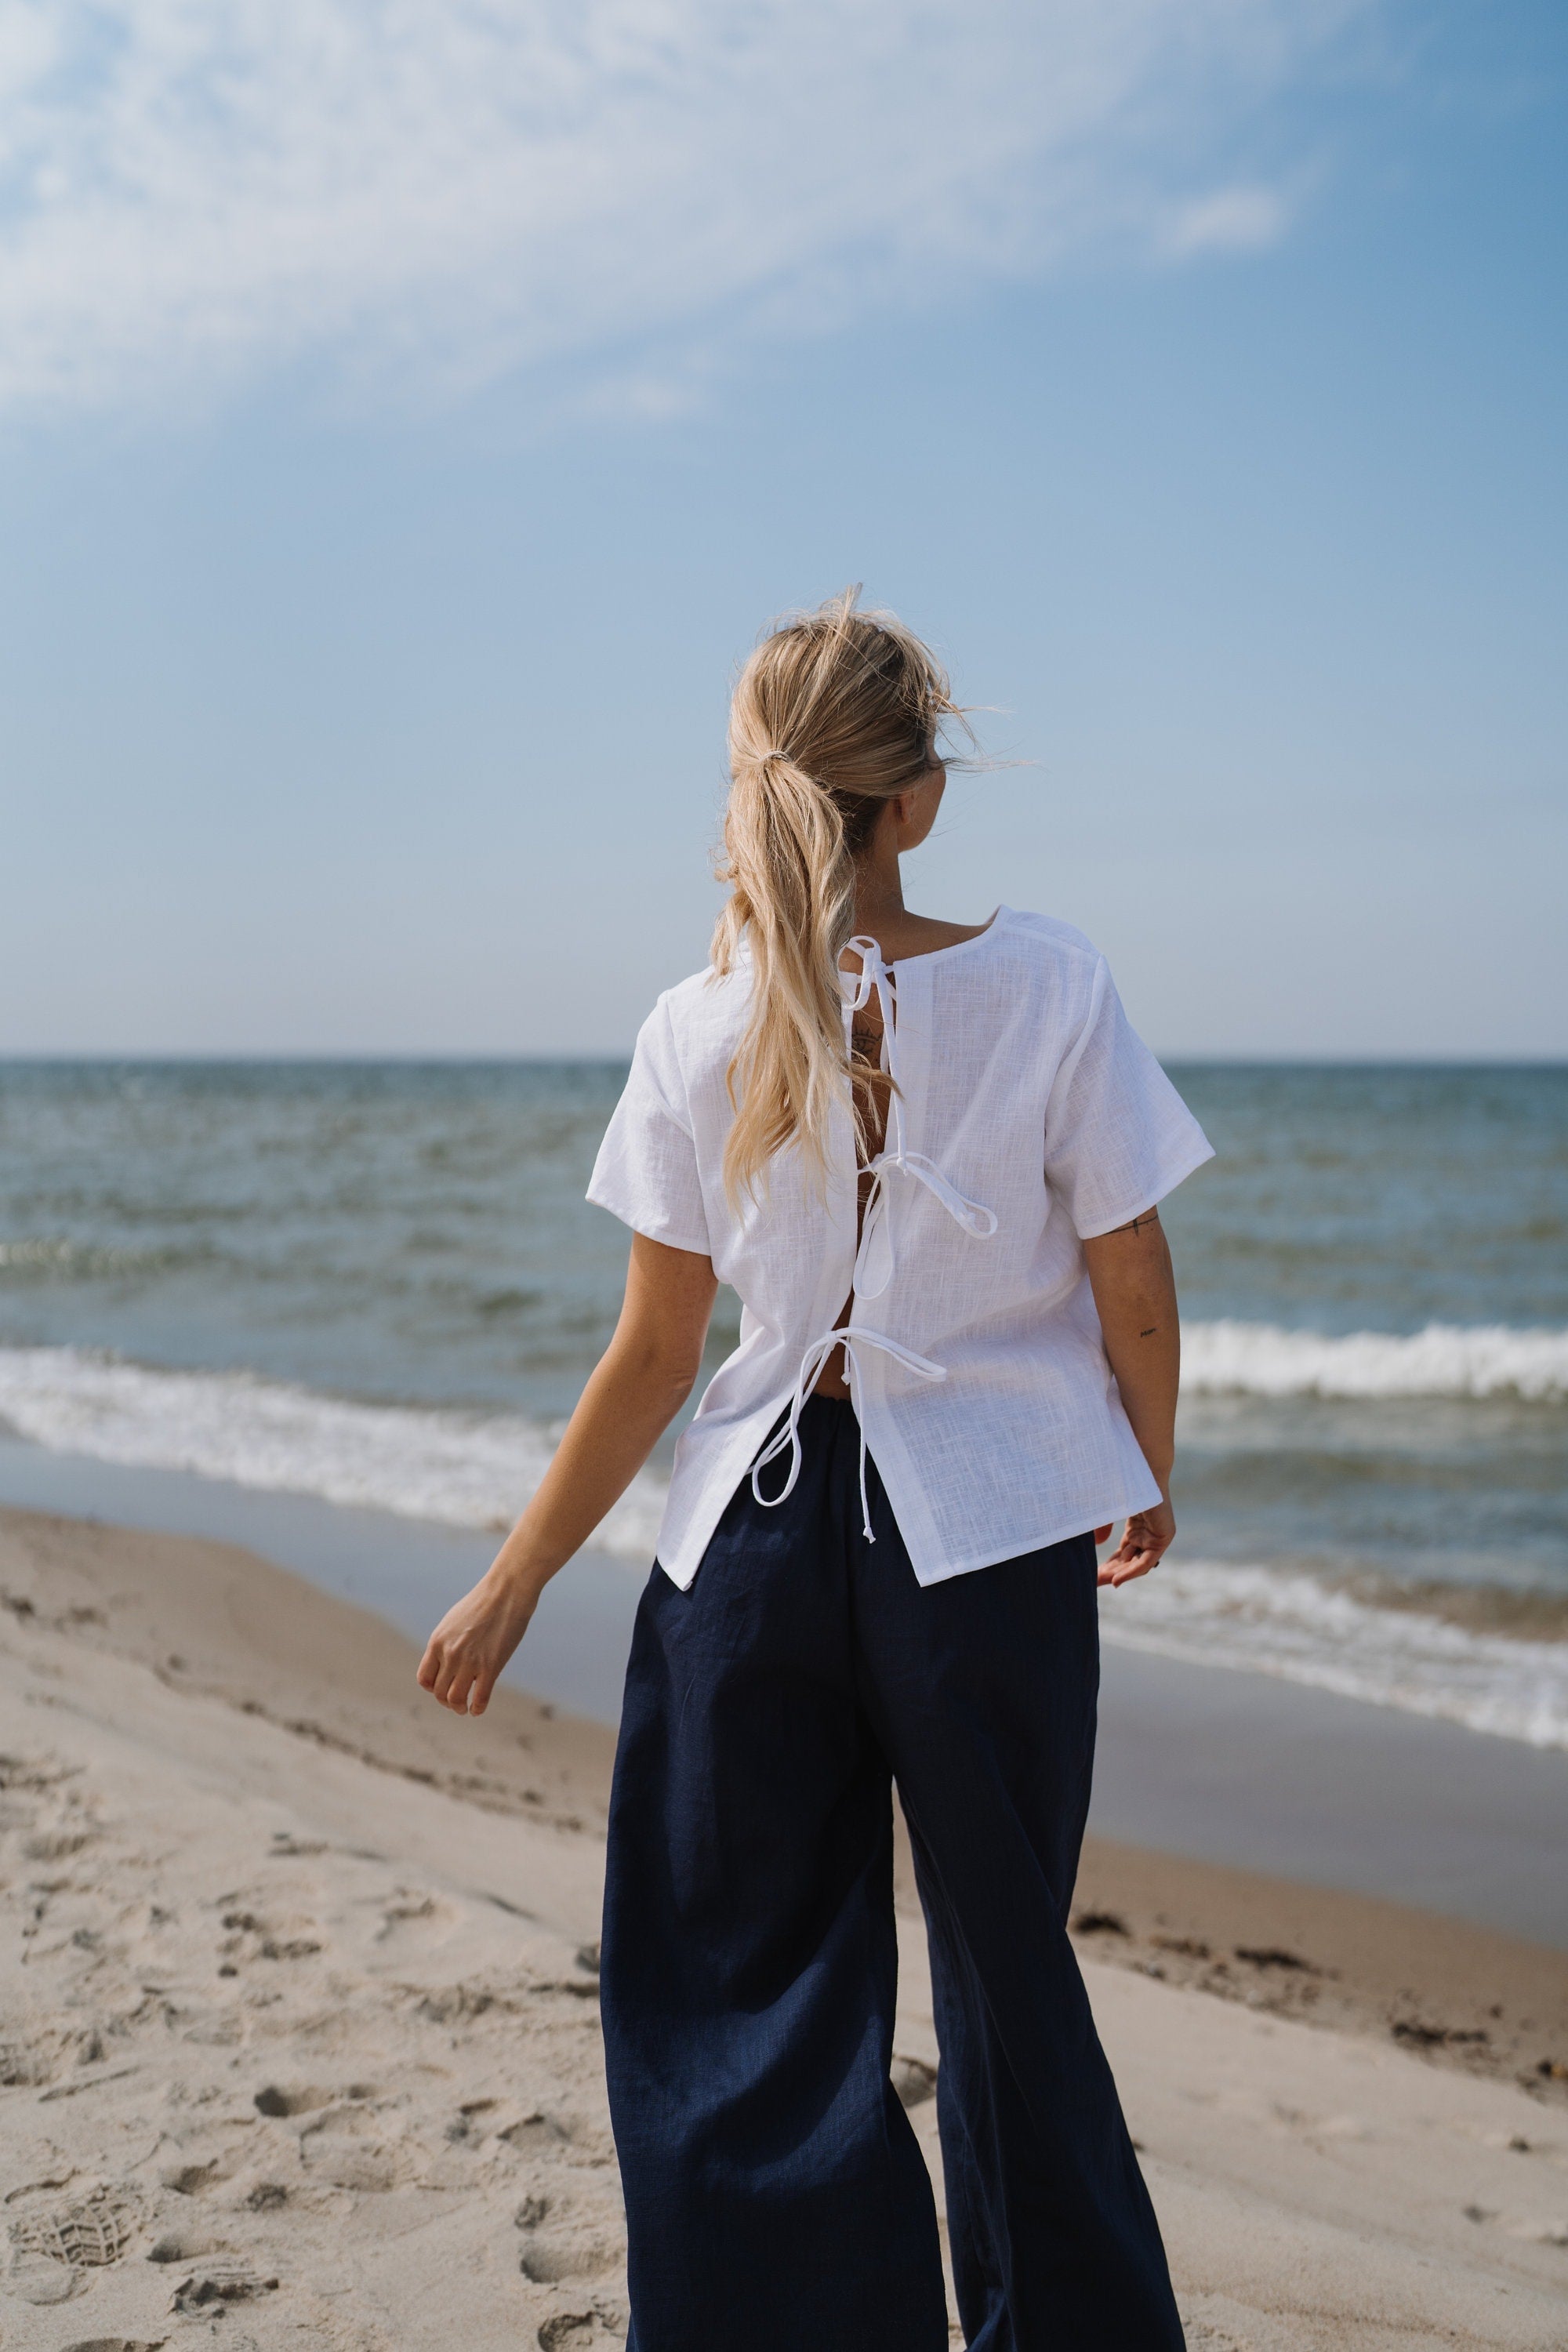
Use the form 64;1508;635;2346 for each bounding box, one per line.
712;590;963;1206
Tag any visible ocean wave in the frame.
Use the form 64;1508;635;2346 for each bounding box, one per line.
0;1237;215;1278
2;1340;1566;1751
1100;1559;1568;1751
0;1346;666;1562
1181;1319;1568;1402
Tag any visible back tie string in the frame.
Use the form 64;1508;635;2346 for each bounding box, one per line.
750;1326;948;1542
748;934;999;1543
840;934;998;1298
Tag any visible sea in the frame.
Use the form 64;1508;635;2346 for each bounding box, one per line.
1;1059;1565;1751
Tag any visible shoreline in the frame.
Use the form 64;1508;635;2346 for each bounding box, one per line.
4;1341;1568;1748
4;1434;1567;1947
3;1502;1566;2349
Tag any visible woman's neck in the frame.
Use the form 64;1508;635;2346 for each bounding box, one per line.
849;857;993;964
851;851;907;939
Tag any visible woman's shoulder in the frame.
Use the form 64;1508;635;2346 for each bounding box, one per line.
636;960;749;1073
991;905;1104;971
978;908;1109;1016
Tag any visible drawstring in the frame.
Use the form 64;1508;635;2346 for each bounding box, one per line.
750;1326;948;1541
853;1149;997;1300
840;935;998;1298
746;935;996;1542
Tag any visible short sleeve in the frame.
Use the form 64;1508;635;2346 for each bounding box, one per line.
1044;957;1214;1240
586;996;713;1256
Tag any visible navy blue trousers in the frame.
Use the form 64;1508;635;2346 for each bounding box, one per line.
601;1398;1184;2352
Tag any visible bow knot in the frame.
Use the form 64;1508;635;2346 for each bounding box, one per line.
750;1327;947;1541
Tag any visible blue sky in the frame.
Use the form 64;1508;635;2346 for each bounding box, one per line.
2;0;1563;1057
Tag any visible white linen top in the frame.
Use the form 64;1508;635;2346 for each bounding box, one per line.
586;906;1214;1589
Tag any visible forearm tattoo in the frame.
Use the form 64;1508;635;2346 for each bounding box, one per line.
1103;1207;1163;1337
1110;1207;1160;1237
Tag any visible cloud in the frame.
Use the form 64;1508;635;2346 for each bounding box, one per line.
0;1;1363;420
1158;183;1292;255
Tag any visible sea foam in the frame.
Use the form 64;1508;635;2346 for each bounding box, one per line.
1098;1559;1568;1752
1181;1319;1568;1401
0;1345;667;1561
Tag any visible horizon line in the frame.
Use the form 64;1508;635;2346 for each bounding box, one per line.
2;1050;1566;1072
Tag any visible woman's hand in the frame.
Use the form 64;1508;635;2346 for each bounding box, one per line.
417;1566;542;1717
1094;1497;1176;1588
416;1232;717;1722
1083;1207;1181;1592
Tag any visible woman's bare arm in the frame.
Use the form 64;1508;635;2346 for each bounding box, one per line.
1081;1206;1181;1588
417;1232;717;1716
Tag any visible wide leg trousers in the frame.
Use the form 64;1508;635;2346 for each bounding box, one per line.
601;1397;1185;2352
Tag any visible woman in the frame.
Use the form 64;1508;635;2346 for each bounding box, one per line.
419;593;1213;2351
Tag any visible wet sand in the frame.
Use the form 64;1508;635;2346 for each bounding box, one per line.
2;1503;1566;2349
1092;1645;1568;1950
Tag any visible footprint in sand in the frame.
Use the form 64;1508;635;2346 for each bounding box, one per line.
61;2339;171;2351
250;2081;401;2191
216;1900;323;1965
0;2038;57;2087
22;1827;99;1862
253;2082;338;2118
299;2103;411;2194
515;2188;626;2289
5;2182;142;2305
535;2310;626;2350
518;2236;620;2286
499;2110;574;2153
372;1889;463;1952
169;2264;279;2314
158;2161;220;2196
416;1981;498;2025
146;2230;221;2264
890;2053;937;2108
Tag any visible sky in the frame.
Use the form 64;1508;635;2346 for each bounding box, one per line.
2;0;1563;1058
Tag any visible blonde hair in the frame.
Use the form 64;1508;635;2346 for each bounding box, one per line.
713;588;965;1204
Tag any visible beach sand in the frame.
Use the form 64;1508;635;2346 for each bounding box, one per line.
2;1505;1566;2350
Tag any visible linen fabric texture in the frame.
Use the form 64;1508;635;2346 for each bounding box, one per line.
586;906;1213;1588
601;1397;1186;2352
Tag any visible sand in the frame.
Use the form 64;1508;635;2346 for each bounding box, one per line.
2;1505;1566;2350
